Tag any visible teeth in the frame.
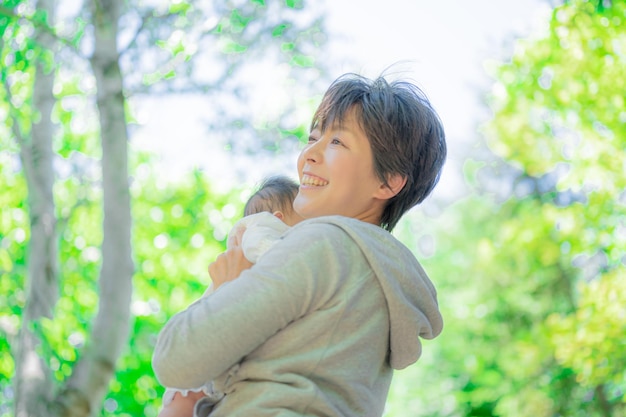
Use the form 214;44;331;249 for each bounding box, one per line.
301;175;328;186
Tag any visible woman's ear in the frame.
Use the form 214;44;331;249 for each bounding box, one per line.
375;174;407;200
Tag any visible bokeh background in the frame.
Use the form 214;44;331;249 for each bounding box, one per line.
1;0;624;416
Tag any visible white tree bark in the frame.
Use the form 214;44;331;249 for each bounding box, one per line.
14;0;58;414
59;0;134;415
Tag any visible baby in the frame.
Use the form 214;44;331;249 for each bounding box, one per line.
157;174;302;417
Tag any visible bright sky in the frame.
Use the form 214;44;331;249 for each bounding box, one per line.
133;0;550;200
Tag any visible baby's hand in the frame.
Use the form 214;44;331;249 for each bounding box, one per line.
208;245;253;290
227;223;247;249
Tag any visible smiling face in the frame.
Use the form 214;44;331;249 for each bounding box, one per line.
293;109;393;225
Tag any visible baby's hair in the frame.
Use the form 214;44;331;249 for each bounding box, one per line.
244;175;300;217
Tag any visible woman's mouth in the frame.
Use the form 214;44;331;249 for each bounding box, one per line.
301;174;329;187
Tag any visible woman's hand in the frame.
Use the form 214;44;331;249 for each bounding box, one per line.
208;245;253;290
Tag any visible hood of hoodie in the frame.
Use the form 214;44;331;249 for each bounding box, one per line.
301;216;443;370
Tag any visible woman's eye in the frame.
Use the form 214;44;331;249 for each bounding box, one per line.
331;138;342;145
307;129;322;144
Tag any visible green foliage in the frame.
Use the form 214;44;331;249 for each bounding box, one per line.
483;1;626;407
547;271;626;390
486;0;625;197
0;152;27;411
1;21;34;141
111;160;252;415
272;23;290;37
0;150;248;415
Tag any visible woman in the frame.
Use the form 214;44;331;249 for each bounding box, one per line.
152;72;447;417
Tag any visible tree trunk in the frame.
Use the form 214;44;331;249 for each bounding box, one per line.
14;0;58;414
54;0;134;415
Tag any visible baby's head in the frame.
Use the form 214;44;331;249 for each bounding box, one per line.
244;175;303;226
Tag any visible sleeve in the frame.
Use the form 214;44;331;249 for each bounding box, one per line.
151;222;354;389
162;383;219;406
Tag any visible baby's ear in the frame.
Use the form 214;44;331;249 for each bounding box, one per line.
375;174;407;200
272;210;285;220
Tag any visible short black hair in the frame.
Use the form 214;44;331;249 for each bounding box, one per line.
311;73;447;231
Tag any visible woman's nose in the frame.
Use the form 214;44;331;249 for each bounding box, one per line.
302;139;322;163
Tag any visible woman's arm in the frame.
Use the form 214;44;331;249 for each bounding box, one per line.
151;223;351;389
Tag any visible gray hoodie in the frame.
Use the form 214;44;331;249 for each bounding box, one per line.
152;215;443;416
